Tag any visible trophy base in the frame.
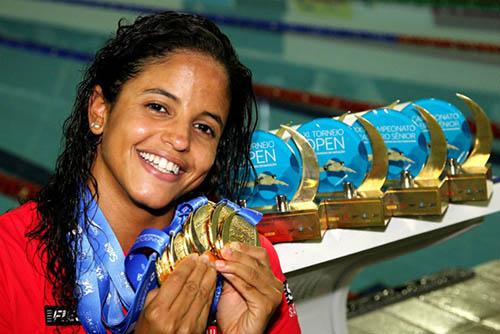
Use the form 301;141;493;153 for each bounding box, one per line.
447;172;493;203
319;198;388;229
256;209;324;244
384;181;448;217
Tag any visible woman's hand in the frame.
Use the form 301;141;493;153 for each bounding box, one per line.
215;242;283;334
135;253;217;334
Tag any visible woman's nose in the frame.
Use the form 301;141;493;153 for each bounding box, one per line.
160;120;191;152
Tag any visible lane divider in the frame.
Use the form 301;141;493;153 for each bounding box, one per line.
39;0;500;54
0;172;41;202
0;26;498;201
262;87;500;139
373;0;500;11
0;35;92;62
254;84;380;113
1;34;499;138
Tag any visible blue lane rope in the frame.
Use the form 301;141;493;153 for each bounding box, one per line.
0;35;92;62
34;0;500;53
1;33;500;136
40;0;399;43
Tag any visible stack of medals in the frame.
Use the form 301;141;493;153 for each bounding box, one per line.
156;201;260;283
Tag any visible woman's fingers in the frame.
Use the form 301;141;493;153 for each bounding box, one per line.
167;255;211;320
181;260;218;332
220;272;281;327
217;244;282;295
225;242;270;267
219;271;265;307
143;287;160;308
152;254;199;309
212;244;284;334
215;243;283;327
218;262;283;307
138;254;217;333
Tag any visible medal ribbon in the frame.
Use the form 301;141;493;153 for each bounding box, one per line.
75;193;207;333
218;199;263;226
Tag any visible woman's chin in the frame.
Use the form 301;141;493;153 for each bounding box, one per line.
130;193;177;213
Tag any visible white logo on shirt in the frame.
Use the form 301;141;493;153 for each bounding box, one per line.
104;242;118;262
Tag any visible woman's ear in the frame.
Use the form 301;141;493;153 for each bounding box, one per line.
88;86;109;135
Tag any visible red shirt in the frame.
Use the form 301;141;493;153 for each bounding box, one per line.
0;202;301;333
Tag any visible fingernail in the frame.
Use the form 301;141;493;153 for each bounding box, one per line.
187;253;199;261
221;247;232;258
230;242;241;250
215;260;225;270
200;254;210;264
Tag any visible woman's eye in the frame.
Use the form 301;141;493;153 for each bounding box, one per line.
147;103;168;113
194;123;215;137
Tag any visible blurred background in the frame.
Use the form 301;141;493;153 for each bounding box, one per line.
1;0;499;294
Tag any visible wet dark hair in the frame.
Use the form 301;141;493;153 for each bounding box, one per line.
28;11;257;309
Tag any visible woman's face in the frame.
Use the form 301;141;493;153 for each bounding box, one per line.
89;51;230;210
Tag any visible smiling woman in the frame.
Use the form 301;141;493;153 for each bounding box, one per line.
89;52;231;245
0;11;300;334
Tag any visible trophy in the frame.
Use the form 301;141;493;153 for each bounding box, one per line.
353;107;448;217
404;94;493;202
240;125;323;243
294;117;389;228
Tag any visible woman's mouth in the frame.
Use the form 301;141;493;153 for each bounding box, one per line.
138;151;181;175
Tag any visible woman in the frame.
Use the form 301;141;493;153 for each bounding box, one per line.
0;11;300;333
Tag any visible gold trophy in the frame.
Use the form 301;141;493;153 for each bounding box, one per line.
253;125;324;243
383;106;449;216
318;117;390;228
446;94;493;202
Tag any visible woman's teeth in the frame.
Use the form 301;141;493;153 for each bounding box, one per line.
139;151;180;175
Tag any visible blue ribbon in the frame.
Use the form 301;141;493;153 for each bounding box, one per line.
218;199;263;226
75;193;262;333
75;193;207;333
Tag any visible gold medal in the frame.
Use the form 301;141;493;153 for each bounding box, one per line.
208;203;235;249
171;232;192;264
183;212;195;246
184;202;214;254
157;232;189;285
156;248;173;284
157;201;260;285
215;213;260;255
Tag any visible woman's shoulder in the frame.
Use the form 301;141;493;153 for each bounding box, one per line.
1;200;39;220
0;201;40;243
0;202;82;333
0;201;42;265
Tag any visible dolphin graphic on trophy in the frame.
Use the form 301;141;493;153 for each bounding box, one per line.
387;148;415;164
244;172;290;187
240;125;323;243
321;158;357;174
